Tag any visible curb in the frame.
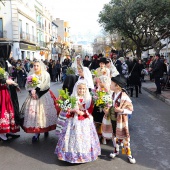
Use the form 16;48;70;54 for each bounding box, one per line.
143;87;170;106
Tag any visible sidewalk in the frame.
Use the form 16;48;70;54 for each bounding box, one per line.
142;77;170;106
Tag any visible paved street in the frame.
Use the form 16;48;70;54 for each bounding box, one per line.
0;83;170;170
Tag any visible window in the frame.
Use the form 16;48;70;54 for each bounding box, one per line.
32;26;34;36
0;18;3;38
19;20;22;33
26;23;29;33
49;23;50;33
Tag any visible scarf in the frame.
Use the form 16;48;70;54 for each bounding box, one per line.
113;92;133;139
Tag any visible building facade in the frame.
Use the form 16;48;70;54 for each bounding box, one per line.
0;0;69;61
0;0;37;60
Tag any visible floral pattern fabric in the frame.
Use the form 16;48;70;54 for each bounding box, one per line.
0;84;20;133
20;91;58;133
56;111;68;137
55;115;101;163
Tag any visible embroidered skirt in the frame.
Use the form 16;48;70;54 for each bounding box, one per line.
101;115;112;139
0;84;20;133
55;115;101;163
56;111;68;137
20;91;58;133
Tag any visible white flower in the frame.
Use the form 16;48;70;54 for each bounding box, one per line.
64;106;68;111
67;103;72;109
64;99;69;105
102;96;107;102
61;104;64;109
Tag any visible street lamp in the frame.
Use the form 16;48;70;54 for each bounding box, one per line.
50;38;53;60
121;37;124;57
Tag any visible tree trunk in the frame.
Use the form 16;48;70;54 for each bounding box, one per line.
136;46;142;58
154;48;160;54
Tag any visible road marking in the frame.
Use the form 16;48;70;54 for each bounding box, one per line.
148;94;156;100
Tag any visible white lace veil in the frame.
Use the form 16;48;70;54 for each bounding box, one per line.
71;55;83;74
99;75;111;92
109;58;119;77
82;67;94;89
27;60;50;91
28;60;46;75
71;79;91;109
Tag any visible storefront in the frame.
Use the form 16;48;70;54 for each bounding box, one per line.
20;43;36;60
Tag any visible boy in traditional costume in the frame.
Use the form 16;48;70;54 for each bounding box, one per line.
103;75;136;164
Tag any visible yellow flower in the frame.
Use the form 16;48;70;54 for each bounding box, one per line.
32;77;38;81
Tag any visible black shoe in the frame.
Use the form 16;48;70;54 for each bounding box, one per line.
44;132;49;137
156;92;161;95
32;134;40;142
6;134;20;139
139;91;142;94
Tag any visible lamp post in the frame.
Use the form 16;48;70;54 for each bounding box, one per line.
121;37;125;57
50;38;53;60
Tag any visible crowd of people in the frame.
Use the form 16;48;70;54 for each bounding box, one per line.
1;44;170;165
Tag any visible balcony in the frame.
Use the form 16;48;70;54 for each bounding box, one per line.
20;31;36;44
0;30;7;38
38;41;47;47
36;21;44;30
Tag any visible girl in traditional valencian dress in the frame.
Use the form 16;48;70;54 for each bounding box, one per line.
0;45;20;141
55;79;101;163
103;75;136;164
56;66;94;137
20;60;58;142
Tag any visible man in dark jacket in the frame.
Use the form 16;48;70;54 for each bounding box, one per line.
83;55;91;67
151;54;164;94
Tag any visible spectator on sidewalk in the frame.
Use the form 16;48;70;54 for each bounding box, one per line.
147;56;155;81
55;60;61;82
151;54;164;94
128;58;141;98
138;59;145;94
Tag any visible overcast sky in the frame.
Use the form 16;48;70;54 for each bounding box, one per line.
42;0;110;34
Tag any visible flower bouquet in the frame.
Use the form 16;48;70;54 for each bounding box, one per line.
0;67;9;79
91;89;112;112
91;69;98;77
57;89;77;113
66;67;76;75
26;75;39;89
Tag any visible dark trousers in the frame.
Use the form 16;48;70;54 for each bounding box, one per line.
56;71;61;81
130;85;138;97
155;77;161;93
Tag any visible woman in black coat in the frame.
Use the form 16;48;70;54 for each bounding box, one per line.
128;58;141;97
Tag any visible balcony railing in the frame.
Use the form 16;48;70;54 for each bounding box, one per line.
36;21;44;30
0;30;7;38
20;31;36;43
38;41;47;47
